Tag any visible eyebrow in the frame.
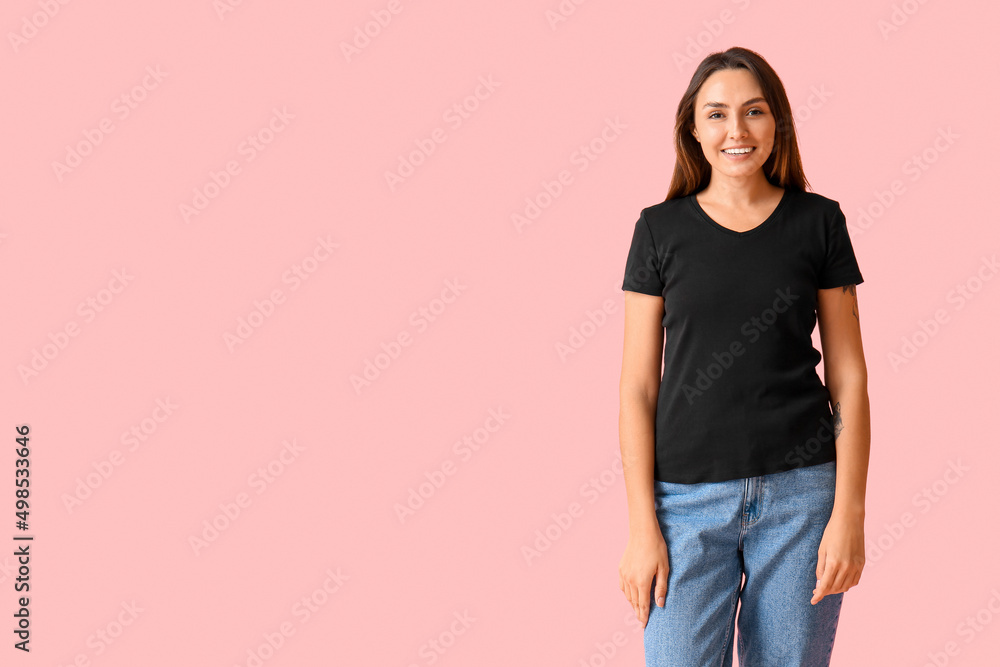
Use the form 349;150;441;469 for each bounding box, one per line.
702;97;767;109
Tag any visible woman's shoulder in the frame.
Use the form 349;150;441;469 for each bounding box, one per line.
640;194;694;223
790;188;841;212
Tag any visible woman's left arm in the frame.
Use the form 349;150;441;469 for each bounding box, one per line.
811;283;871;604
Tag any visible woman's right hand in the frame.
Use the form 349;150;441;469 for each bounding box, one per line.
618;525;670;629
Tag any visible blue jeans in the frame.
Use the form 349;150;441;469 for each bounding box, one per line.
644;460;844;666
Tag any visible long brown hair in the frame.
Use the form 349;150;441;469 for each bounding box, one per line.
665;46;809;201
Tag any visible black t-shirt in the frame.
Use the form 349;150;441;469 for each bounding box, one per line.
621;187;864;484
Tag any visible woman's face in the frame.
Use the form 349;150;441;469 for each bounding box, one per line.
691;68;776;181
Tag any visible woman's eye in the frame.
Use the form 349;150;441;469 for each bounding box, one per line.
708;109;764;120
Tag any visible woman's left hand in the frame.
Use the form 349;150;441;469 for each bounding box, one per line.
812;511;866;604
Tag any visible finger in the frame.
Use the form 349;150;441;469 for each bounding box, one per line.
632;586;649;628
812;565;838;604
813;548;832;591
637;582;650;627
654;567;668;607
815;548;827;582
812;574;829;602
813;571;832;597
832;567;851;594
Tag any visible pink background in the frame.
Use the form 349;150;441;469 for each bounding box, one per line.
3;1;998;665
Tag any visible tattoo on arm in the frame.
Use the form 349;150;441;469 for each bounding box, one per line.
841;284;859;323
831;401;844;440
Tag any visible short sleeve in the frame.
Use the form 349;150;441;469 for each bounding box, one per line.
621;210;665;296
818;204;864;289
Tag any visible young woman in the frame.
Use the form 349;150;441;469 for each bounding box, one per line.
617;47;869;667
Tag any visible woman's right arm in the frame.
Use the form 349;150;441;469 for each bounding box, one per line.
618;290;670;629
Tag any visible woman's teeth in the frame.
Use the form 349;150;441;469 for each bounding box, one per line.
722;147;755;154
